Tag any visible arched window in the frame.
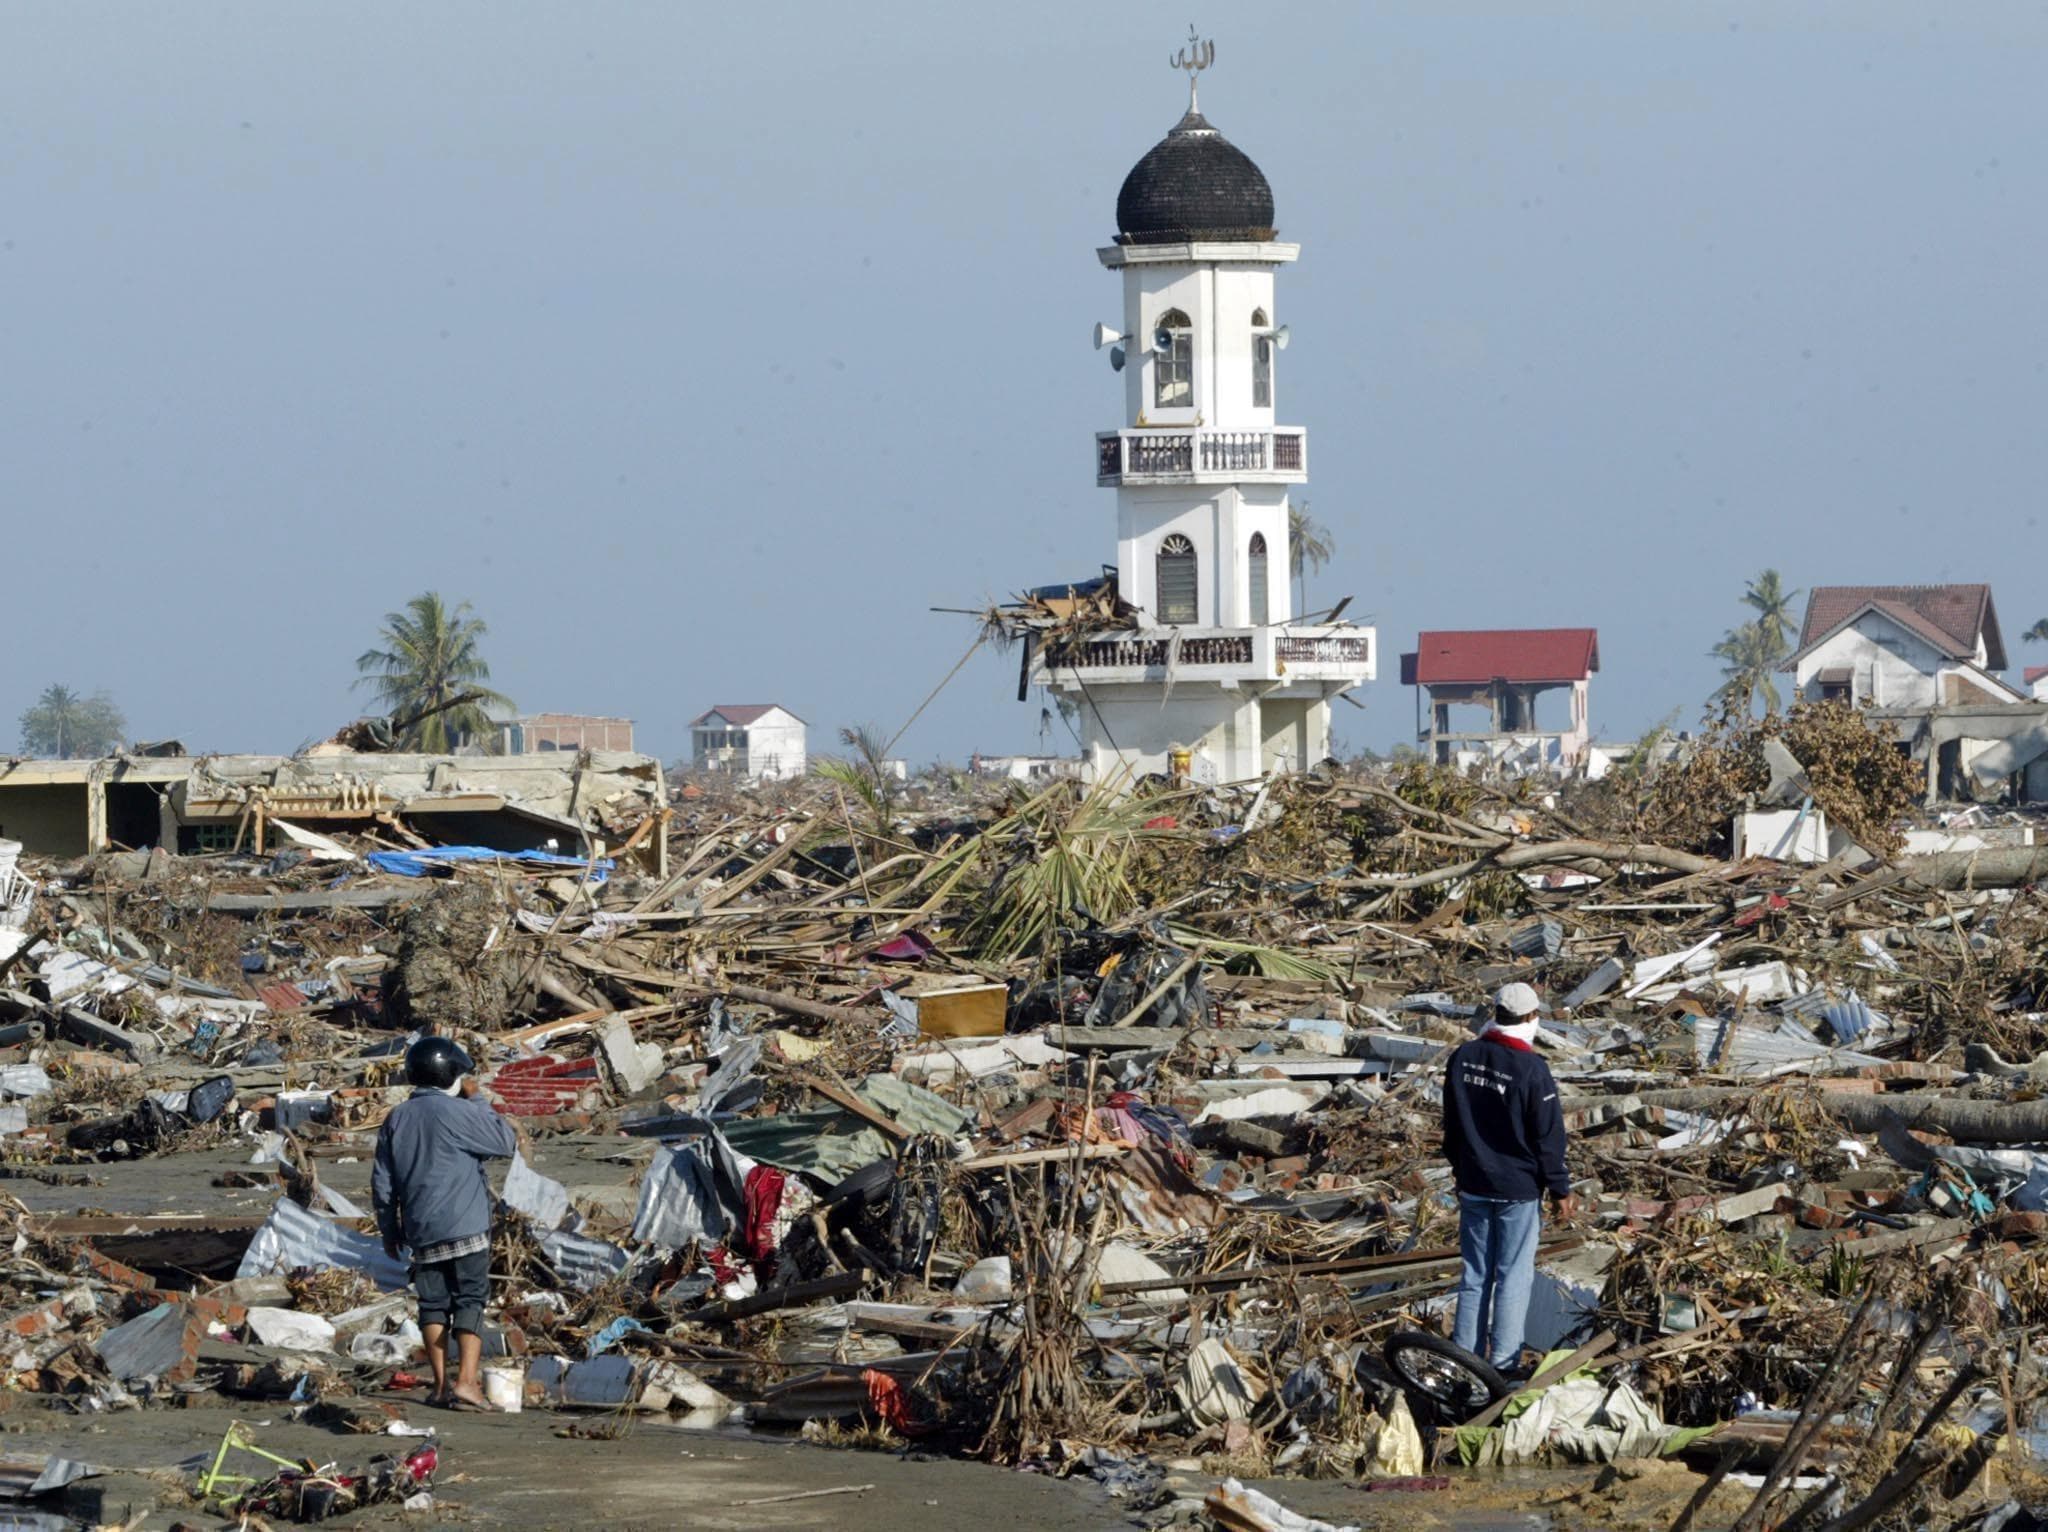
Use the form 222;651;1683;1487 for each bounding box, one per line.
1248;532;1269;626
1157;534;1198;625
1153;308;1193;409
1251;307;1273;408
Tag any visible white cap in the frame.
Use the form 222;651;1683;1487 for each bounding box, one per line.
1494;982;1543;1018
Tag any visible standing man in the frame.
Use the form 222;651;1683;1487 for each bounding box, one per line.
373;1036;516;1411
1441;982;1574;1378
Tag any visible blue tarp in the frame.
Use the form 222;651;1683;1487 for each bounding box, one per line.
363;847;614;880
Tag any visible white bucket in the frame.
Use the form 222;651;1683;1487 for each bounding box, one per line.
481;1360;525;1414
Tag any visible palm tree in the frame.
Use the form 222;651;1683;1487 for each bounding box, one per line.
1288;502;1334;616
1712;621;1780;718
18;684;126;758
353;594;514;753
1741;569;1800;660
813;723;898;831
2025;618;2048;645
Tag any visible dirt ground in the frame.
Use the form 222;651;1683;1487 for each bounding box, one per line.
0;1394;1780;1531
0;1142;1766;1530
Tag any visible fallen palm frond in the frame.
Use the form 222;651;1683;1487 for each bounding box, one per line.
1168;930;1337;982
963;776;1199;967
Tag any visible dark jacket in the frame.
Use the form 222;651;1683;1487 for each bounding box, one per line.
1441;1034;1569;1202
372;1089;517;1251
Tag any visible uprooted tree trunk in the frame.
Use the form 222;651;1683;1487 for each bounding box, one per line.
1351;838;1720;897
1603;1086;2048;1146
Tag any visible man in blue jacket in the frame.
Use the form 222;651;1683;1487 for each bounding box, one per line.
373;1036;517;1411
1441;982;1575;1377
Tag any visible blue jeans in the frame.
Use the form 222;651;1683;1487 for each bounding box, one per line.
1453;1194;1541;1371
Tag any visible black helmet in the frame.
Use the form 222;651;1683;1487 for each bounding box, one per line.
405;1035;474;1089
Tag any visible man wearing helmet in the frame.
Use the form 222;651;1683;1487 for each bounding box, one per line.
1441;982;1575;1379
372;1035;517;1411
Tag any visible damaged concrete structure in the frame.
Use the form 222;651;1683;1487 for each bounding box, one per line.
0;751;666;866
1400;628;1599;771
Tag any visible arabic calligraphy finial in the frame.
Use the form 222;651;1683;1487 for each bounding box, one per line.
1170;24;1214;114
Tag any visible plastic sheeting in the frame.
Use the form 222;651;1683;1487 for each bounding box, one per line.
362;847;615;880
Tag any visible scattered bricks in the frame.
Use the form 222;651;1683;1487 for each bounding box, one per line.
1777;1196;1851;1230
167;1291;247;1329
489;1055;600;1117
0;1298;67;1340
1712;1183;1792;1224
74;1245;154;1293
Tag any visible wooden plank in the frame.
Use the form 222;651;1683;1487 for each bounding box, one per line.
205;886;430;914
1453;1329;1618;1436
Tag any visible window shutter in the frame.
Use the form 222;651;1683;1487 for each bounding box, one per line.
1158;535;1198;625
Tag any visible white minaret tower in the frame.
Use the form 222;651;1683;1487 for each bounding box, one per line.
1035;36;1375;784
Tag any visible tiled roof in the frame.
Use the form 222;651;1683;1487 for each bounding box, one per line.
690;704;804;728
1401;629;1600;687
2024;665;2048;687
1795;585;2004;669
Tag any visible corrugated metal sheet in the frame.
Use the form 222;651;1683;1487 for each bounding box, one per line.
1694;1015;1885;1078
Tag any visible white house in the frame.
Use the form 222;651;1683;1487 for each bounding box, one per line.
689;705;807;782
1025;55;1374;785
1786;584;2021;710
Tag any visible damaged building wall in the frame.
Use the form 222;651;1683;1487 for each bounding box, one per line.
0;751;666;860
1793;617;2011;710
0;780;95;858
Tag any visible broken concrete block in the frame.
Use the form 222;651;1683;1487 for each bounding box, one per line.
597;1017;663;1095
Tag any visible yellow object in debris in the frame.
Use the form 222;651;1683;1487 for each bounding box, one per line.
773;1030;829;1062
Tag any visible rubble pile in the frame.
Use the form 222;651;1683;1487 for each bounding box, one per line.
0;752;2046;1528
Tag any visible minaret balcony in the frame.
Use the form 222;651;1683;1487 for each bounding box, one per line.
1096;427;1308;487
1033;622;1373;687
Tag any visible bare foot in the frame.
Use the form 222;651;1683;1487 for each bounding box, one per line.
446;1382;494;1411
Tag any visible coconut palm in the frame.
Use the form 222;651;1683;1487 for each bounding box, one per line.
1742;569;1800;657
2025;618;2048;645
353;594;514;752
1712;621;1781;718
18;684;125;758
1288;502;1335;615
814;723;898;831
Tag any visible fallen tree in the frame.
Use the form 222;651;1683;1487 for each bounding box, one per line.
1602;1086;2048;1146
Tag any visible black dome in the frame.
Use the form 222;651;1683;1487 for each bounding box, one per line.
1115;109;1276;245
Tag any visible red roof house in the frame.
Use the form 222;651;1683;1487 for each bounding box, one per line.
1400;629;1600;688
1400;629;1600;770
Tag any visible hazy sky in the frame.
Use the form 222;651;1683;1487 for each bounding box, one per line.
5;3;2045;764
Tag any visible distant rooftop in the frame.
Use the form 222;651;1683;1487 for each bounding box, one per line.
1795;584;2005;669
690;704;806;728
1401;629;1600;687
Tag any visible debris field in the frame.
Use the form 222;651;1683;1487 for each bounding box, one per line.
1;730;2047;1530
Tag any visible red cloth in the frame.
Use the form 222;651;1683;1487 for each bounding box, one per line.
863;1368;932;1436
1481;1029;1534;1054
742;1165;789;1268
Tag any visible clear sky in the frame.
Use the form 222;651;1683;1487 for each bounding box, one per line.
4;3;2044;764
